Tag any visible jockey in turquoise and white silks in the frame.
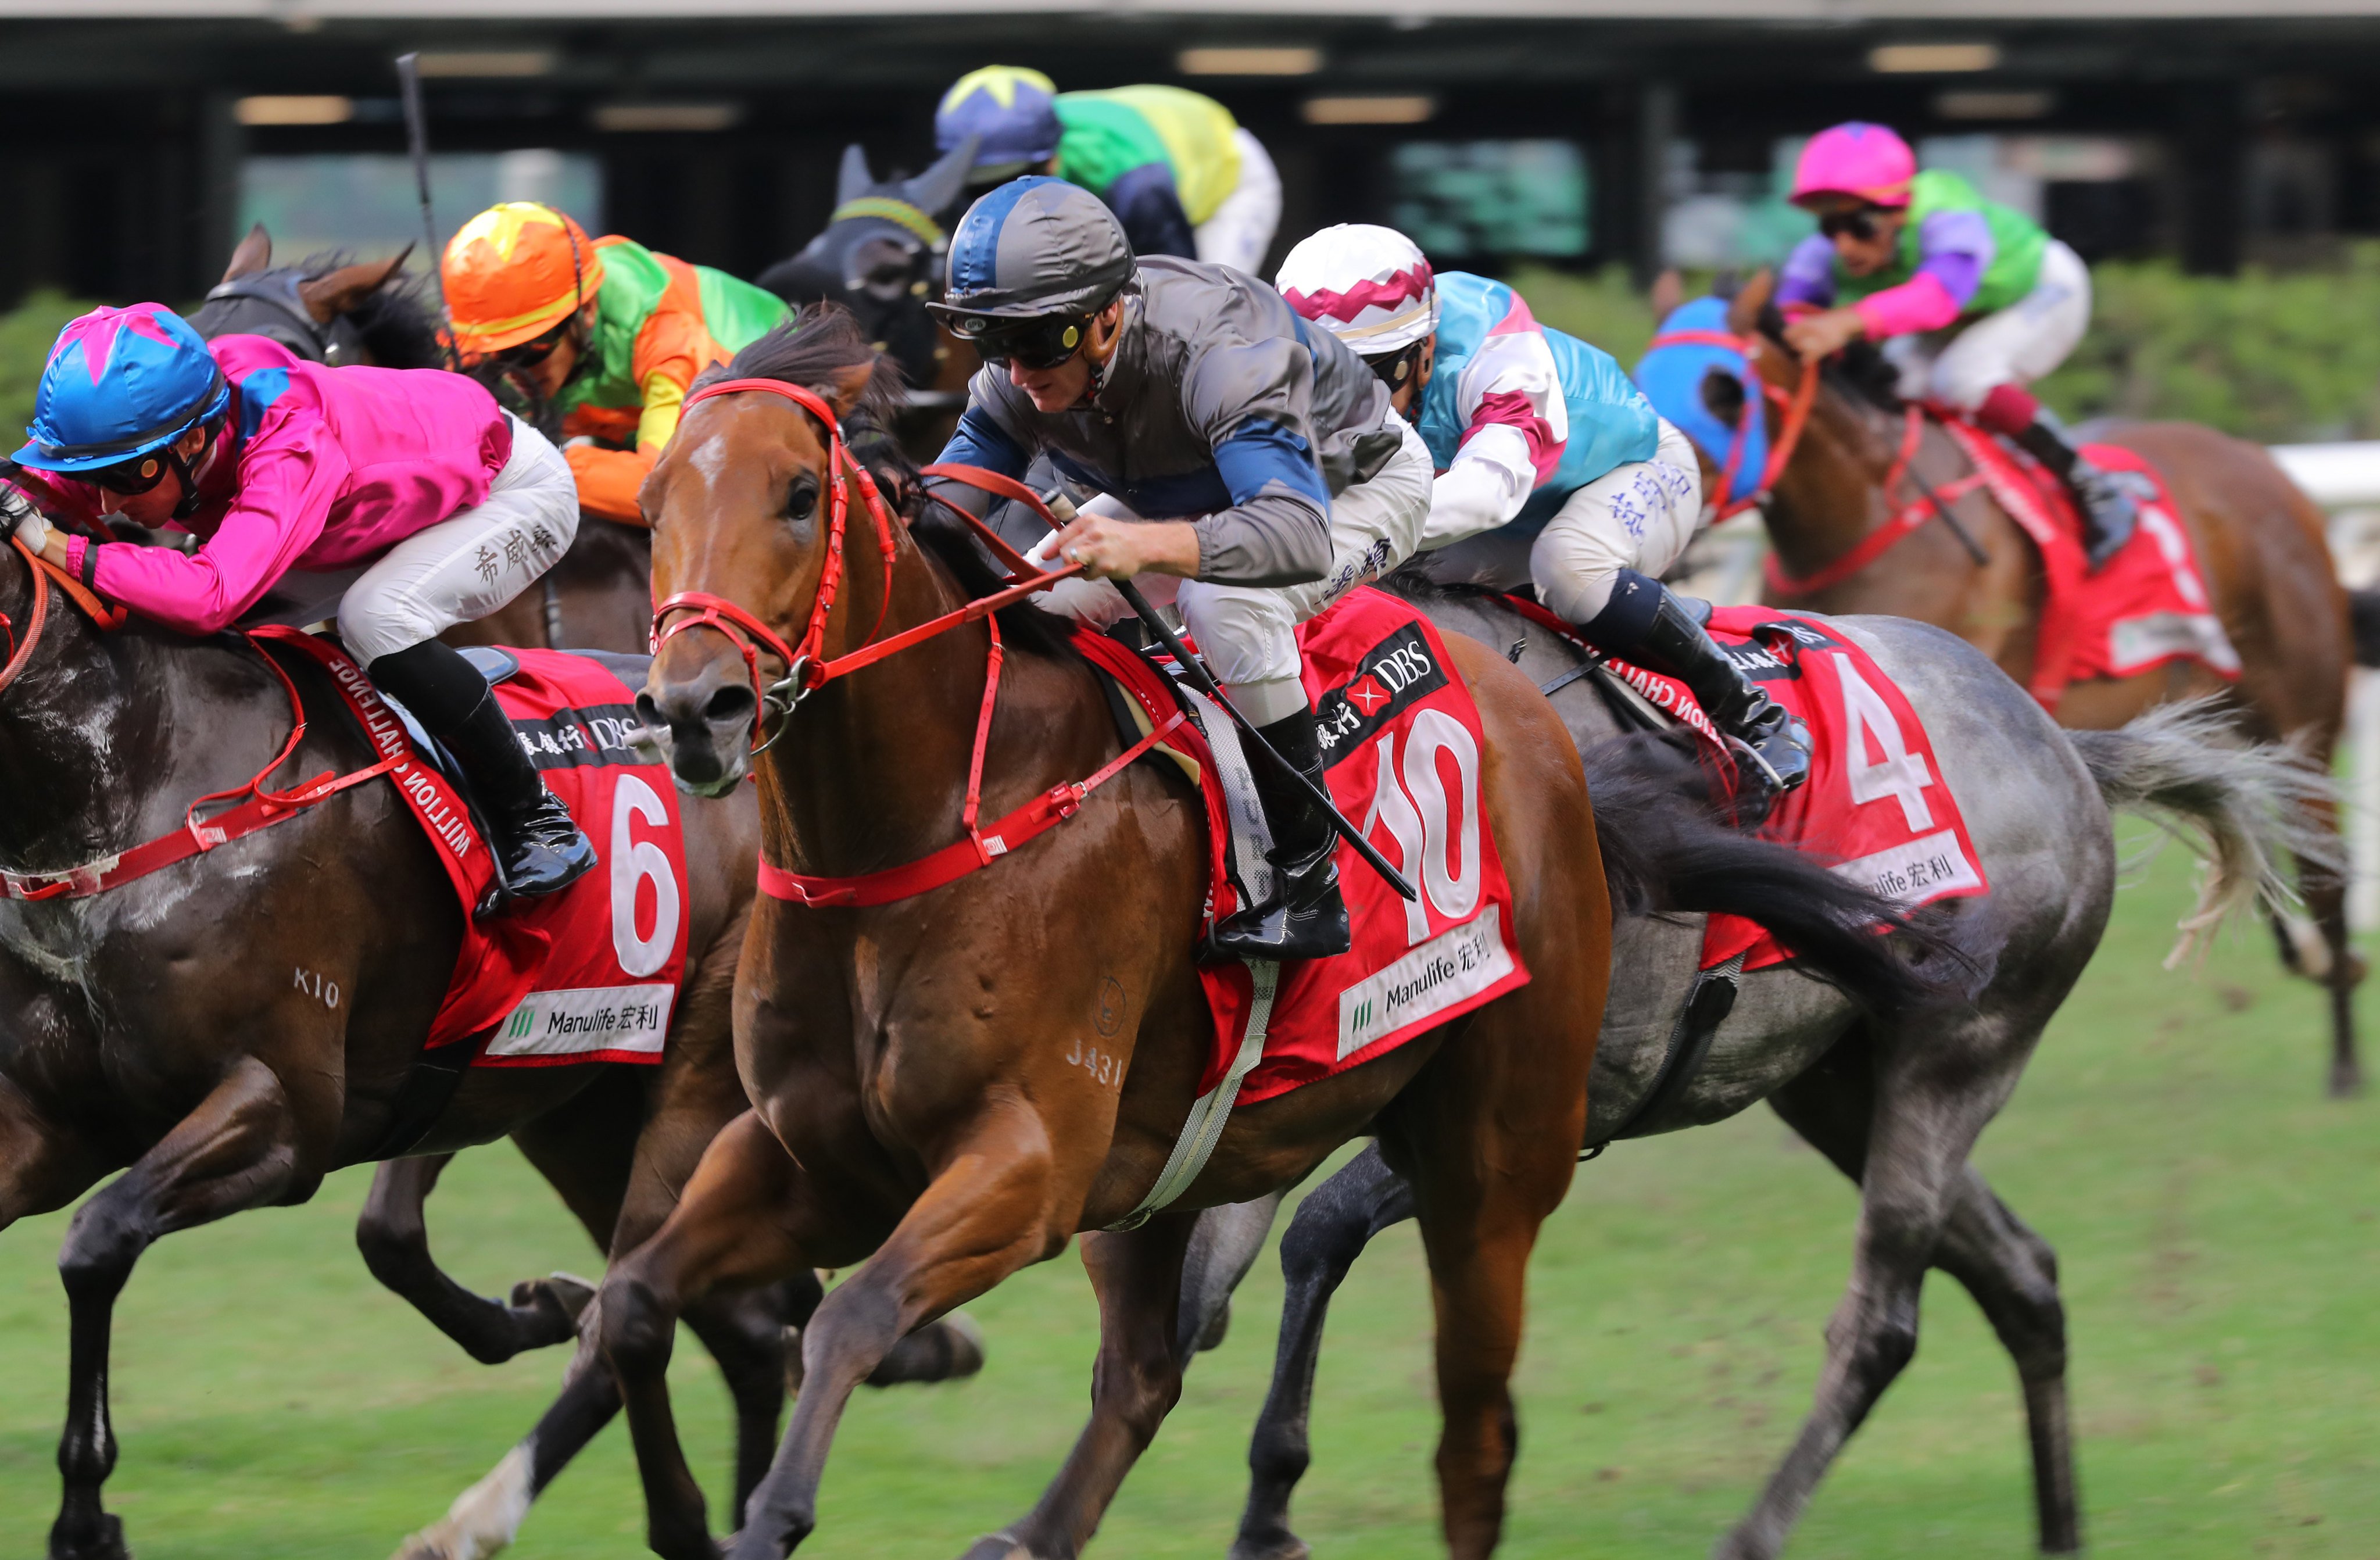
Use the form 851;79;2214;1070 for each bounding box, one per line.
1277;223;1810;803
925;179;1432;961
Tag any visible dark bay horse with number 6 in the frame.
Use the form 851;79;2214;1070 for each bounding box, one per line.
1677;270;2359;1095
567;307;1618;1559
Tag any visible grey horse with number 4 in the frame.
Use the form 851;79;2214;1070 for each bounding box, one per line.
1166;589;2324;1560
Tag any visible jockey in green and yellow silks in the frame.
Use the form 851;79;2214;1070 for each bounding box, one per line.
441;203;790;524
933;66;1282;274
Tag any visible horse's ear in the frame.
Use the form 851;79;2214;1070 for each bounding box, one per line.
906;134;978;220
1649;267;1683;321
1726;269;1774;335
835;143;877;208
822;361;879;419
298;248;411;324
222;223;272;284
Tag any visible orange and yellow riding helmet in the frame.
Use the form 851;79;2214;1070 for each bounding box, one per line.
441;202;607;360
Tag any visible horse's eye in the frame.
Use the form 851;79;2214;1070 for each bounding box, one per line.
785;475;820;523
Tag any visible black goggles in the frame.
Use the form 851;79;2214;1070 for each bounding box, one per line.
489;321;572;371
1818;207;1885;242
87;452;174;496
961;312;1094;371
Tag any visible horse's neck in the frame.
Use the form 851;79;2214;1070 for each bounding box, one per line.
756;536;1073;879
1764;385;1903;571
0;564;163;873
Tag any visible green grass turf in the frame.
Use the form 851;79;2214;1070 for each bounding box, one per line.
4;841;2377;1558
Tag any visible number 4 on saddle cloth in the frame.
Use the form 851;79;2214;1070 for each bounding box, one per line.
1589;606;1992;974
273;632;692;1067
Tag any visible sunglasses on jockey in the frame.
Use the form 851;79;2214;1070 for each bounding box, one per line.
961;311;1098;372
1817;206;1889;242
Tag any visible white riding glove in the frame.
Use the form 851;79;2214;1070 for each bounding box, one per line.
1;485;50;555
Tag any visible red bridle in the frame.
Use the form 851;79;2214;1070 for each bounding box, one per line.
646;377;1087;752
1643;327;1820;520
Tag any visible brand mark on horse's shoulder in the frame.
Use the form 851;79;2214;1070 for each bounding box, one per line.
1065;1034;1125;1090
1096;976;1127;1037
292;965;340;1010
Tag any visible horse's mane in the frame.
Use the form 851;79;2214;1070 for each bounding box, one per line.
293;252;446;370
704;305;1078;663
1741;294;1902;414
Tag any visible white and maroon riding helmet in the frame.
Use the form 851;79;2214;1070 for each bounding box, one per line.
1276;224;1438;362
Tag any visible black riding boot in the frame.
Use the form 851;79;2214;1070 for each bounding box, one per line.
1206;706;1352;963
369;639;597;913
1583;570;1812;814
2011;411;2136;572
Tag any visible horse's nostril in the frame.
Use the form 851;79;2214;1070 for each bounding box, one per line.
704;685;757;723
635;692;667;730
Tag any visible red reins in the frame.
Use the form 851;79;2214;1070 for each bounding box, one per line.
646;378;1189;908
647;378;1087;752
1644;327;1820;520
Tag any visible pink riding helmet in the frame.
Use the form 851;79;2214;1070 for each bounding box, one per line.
1790;122;1917;209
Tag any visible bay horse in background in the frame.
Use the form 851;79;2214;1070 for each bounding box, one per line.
195;223;658;655
546;309;1633;1560
754;139;983;461
1673;270;2361;1096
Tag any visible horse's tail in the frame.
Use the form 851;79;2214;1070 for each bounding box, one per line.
2064;698;2340;967
1582;735;1975;1018
2347;586;2380;667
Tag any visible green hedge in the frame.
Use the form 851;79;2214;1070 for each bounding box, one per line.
0;291;100;450
8;253;2380;448
1509;252;2380;446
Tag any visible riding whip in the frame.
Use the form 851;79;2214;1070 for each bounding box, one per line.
394;52;456;368
1042;490;1419;904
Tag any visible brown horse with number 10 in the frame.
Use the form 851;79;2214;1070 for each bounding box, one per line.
587;309;1613;1559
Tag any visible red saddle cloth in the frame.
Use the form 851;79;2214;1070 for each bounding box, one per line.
276;635;694;1065
1605;607;1991;974
1932;418;2240;711
1085;588;1529;1107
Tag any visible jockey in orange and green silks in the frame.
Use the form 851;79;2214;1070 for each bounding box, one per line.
441;203;790;524
1777;121;2135;568
933;66;1282;274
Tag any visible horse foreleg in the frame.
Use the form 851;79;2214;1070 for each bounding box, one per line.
731;1102;1064;1559
961;1213;1201;1560
1173;1191;1286;1361
1231;1148;1415;1560
597;1110;812;1560
51;1057;307;1560
357;1154;588;1365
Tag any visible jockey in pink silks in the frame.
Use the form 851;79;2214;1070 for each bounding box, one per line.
1777;121;2136;568
3;302;595;903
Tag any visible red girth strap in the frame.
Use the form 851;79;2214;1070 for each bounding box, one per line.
1645;327;1819;520
0;624;400;901
1763;405;1989;596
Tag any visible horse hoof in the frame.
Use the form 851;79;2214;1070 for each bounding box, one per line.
49;1513;130;1560
507;1271;599;1344
2328;1060;2365;1099
867;1311;985;1387
955;1533;1032;1560
1226;1532;1308;1560
1197;1296;1232;1353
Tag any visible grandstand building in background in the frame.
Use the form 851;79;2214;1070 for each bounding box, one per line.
5;1;2380;306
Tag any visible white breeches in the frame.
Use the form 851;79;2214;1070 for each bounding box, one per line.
1892;238;2092;410
1033;414;1433;724
337;416;578;664
1193;130;1284;276
1529;418;1704;623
